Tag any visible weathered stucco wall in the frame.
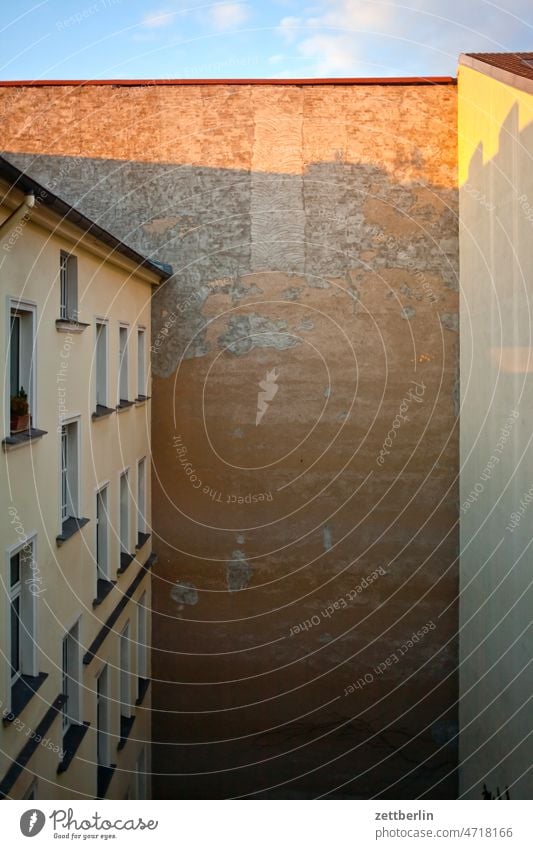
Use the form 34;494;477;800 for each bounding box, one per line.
1;80;458;798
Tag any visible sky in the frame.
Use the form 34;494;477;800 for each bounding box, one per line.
0;0;531;80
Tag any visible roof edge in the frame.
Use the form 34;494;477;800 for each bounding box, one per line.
0;156;172;283
459;54;533;97
0;76;456;87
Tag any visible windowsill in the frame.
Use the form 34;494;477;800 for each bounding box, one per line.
136;678;150;706
92;405;115;420
55;318;90;333
117;551;135;575
93;578;116;608
134;395;151;405
116;400;134;412
56;516;90;546
2;428;47;452
97;763;116;799
117;714;136;751
57;721;90;774
136;532;151;550
2;673;48;724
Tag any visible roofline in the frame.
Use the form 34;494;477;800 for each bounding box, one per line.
459;53;533;97
0;76;456;87
0;156;172;283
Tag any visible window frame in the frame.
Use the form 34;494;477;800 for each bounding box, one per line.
137;326;146;398
95;319;109;409
137;457;146;538
59;251;78;321
136;591;148;690
96;664;110;768
118;323;129;404
6;299;37;436
95;482;110;581
119;621;132;719
119;469;130;555
5;536;38;706
61;619;81;734
59;417;81;527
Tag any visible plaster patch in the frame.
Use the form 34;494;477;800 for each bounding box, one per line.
401;306;416;321
322;525;332;551
218;313;301;357
440;312;459;333
281;286;302;301
226;550;252;591
297;317;314;331
171;581;199;606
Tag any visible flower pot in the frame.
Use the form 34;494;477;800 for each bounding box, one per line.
10;414;30;433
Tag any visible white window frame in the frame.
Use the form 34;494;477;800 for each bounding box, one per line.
95;319;108;409
5;536;38;706
119;469;130;555
96;664;110;768
96;483;110;581
59;251;78;321
6;298;36;436
119;621;132;718
135;748;147;799
137;326;146;398
137;457;146;539
118;323;129;403
59;417;80;525
62;619;81;734
137;591;148;690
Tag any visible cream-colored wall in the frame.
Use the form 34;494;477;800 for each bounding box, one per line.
459;63;533;800
0;185;155;799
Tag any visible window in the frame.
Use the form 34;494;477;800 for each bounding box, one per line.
9;541;37;688
9;303;35;433
137;592;148;698
119;623;131;719
137;458;146;541
135;748;147;799
137;328;146;398
95;322;108;408
59;252;78;321
60;421;79;524
96;665;109;768
118;325;128;402
119;471;129;555
62;622;80;733
96;486;109;580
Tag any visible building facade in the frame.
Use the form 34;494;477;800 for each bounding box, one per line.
0;157;170;799
458;53;533;800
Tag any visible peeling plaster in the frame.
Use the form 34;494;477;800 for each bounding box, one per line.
170;581;199;606
401;306;416;320
440;312;459;332
322;526;333;551
226;549;252;591
218;313;302;357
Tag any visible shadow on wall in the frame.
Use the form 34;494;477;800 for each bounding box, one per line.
4;149;459;799
459;100;533;800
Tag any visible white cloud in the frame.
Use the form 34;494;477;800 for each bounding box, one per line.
210;3;250;30
141;9;176;29
298;33;359;75
276;0;533;76
278;15;303;43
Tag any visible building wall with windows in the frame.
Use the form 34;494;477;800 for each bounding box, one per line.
458;56;533;800
0;167;164;799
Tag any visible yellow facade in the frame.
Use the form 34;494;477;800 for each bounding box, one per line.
459;59;533;800
0;174;162;799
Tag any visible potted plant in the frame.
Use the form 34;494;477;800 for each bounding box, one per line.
10;387;30;433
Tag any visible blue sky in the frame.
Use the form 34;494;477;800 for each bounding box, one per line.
0;0;532;80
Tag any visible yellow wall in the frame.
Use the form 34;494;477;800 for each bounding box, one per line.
458;63;533;800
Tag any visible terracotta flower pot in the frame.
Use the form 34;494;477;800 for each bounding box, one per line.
10;414;30;433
